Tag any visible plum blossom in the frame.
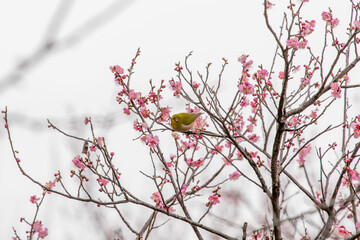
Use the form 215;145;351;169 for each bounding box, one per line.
38;228;48;239
123;108;130;115
229;171;241;181
330;82;341;98
287;37;308;49
72;155;86;170
301;20;316;36
208;195;220;205
141;134;159;149
181;185;187;195
322;11;339;28
288;116;299;127
128;89;141;101
351;122;360;138
45;181;56;191
97;137;104;146
310;111;317;119
109;65;124;74
354;20;360;29
133;119;148;132
240;96;249;107
97;178;109;186
158;106;171;122
30;195;40;204
151;192;175;212
297;145;312;167
335;225;350;237
238;81;255;95
33;221;43;232
169;80;182;97
278;71;284;80
89;145;96;152
287;37;299;48
248;134;259;143
140;107;150;118
257;69;269;80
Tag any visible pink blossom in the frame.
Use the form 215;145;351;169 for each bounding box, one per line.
30;195;40;204
301;77;310;86
229;171;241;181
169;80;182;97
310;111;317;119
257;69;269;80
356;221;360;229
33;221;43;232
211;145;223;154
248;134;259;143
181;185;187;194
298;40;308;49
330;82;341;98
243;60;253;69
151;192;161;203
166;162;173;167
133;119;148;132
348;169;359;181
109;65;124;74
335;225;350;237
192;81;200;88
84;117;90;125
288;116;299;126
354;20;360;29
45;181;55;190
128;89;141;101
238;81;255;95
89;145;96;152
208;195;220;205
192;159;205;167
301;20;316;36
123;108;130;115
240;97;249;107
287;37;299;49
97;178;109;186
292;65;301;72
140;107;150;118
322;11;339;28
297;145;312;167
151;192;174;212
38;228;48;239
264;1;275;9
238;54;248;64
321;12;331;21
97;137;104;146
278;71;284;79
158;106;171;122
142;134;159;148
236;150;244;160
72;155;86;170
247;124;254;132
331;18;339;28
351;122;360;138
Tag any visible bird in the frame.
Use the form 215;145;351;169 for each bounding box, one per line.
170;112;202;132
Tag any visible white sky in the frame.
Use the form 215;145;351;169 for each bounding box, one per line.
1;0;358;239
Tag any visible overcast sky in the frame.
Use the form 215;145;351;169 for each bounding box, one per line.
1;0;358;239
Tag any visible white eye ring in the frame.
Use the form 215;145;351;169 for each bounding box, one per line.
174;117;178;122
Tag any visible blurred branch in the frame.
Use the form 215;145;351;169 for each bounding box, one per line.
0;0;136;93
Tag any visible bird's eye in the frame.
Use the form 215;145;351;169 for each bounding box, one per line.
174;117;178;122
